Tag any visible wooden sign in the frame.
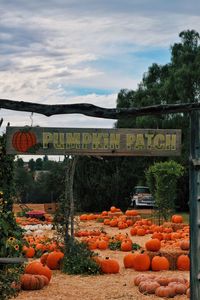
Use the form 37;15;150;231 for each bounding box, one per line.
6;126;182;156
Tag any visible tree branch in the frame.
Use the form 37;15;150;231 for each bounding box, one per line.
0;98;199;119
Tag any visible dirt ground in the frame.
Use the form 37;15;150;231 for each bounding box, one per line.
13;218;189;300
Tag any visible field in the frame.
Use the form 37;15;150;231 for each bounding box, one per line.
12;205;190;300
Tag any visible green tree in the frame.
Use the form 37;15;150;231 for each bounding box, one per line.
115;30;200;210
146;160;184;221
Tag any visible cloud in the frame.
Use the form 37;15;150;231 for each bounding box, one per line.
0;0;200;144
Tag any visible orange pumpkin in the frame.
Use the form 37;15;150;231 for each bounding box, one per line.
25;261;52;281
25;247;35;258
145;238;161;252
12;131;37;152
180;239;190;250
123;253;137;268
46;251;64;270
133;252;150;271
120;240;132;252
171;215;183;223
20;274;45;290
151;256;170;271
176;255;190;271
100;257;119;274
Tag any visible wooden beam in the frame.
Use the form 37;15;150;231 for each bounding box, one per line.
1;98;200;119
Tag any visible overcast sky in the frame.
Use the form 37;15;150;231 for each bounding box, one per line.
1;0;200;160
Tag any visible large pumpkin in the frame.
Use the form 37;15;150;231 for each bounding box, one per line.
133;252;150;271
20;274;46;290
145;238;161;252
46;251;64;270
100;257;119;274
151;256;170;271
12;130;37;152
25;261;52;281
176;255;190;271
123;253;137;268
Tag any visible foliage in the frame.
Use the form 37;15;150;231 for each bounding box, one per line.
146;160;184;221
115;30;200;210
0;266;23;300
0;134;24;300
132;243;141;251
108;240;121;250
61;238;100;275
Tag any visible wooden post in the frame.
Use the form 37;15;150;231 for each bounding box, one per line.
70;156;78;238
190;111;200;299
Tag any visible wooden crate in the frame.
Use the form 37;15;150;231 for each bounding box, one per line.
44;203;59;214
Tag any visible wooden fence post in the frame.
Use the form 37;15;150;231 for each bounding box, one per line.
190;111;200;299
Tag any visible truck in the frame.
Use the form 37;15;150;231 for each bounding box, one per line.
130;186;155;208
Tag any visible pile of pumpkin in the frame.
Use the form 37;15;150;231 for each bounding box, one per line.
20;250;64;290
76;229;141;252
16;215;52;226
79;207;139;223
22;235;64;258
122;239;190;272
134;274;190;298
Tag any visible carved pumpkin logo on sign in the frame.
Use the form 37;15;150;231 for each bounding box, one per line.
12;130;37;152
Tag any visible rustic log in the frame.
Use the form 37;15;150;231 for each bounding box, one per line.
0;98;200;119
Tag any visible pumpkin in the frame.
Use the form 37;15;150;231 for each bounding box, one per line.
25;261;52;281
145;238;161;252
97;239;108;250
134;274;156;286
156;276;170;286
40;253;49;265
137;228;146;236
155;286;175;298
169;277;187;284
121;240;132;251
20;274;45;290
110;206;117;212
168;282;187;295
171;215;183;223
123;253;137;268
151;232;163;240
100;257;119;274
180;239;190;250
12;130;37;152
133;252;150;271
139;280;160;294
176;255;190;271
151;256;170;271
130;227;137;236
25;247;35;258
46;251;64;270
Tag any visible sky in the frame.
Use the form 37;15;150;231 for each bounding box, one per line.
1;0;200;159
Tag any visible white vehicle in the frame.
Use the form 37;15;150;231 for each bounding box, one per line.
130;186;155;208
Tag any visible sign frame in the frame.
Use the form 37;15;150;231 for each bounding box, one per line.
6;126;181;156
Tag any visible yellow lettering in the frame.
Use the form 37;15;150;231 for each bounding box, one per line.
53;133;65;149
153;134;165;149
126;134;136;149
103;133;109;149
165;134;176;150
82;133;92;149
145;134;154;149
43;132;52;148
110;134;120;149
135;134;145;149
66;133;81;149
